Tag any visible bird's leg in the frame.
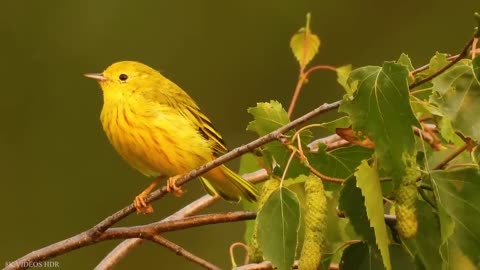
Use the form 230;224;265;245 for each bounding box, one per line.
166;175;184;197
134;177;162;214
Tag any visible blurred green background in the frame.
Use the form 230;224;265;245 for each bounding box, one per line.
1;1;478;269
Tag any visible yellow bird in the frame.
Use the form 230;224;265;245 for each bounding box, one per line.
85;61;258;214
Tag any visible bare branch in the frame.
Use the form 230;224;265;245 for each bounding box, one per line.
308;134;349;151
100;211;257;239
408;37;474;89
233;260;299;270
147;235;221;270
6;212;256;270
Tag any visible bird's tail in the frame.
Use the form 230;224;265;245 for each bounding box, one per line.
200;165;258;202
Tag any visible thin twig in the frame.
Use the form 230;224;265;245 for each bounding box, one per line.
100;212;257;238
433;143;469;170
286;134;345;183
94;240;143;270
308;165;344;183
473;38;478;59
288;65;337;117
147;235;221;270
229;242;251;267
337;211;397;227
94;195;221;270
408;37;474;89
307;134;349;151
410;54;457;76
233;260;300;270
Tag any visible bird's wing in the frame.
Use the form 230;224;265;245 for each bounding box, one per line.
142;80;229;156
182;104;228;156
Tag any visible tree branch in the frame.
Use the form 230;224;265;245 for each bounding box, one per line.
100;211;257;239
408;36;474;89
5;211;256;270
147;235;221;270
234;260;299;270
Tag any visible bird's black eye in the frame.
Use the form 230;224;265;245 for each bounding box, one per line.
119;74;128;81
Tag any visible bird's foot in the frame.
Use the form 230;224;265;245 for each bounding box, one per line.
166;175;184;197
134;192;154;214
133;178;161;214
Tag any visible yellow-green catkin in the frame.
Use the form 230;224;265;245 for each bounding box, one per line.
299;175;327;270
249;178;280;262
395;159;420;239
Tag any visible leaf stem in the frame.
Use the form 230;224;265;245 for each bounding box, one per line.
287;65;337;117
433;143;469;170
229;242;251;267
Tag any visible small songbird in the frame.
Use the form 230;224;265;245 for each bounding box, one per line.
85;61;258;214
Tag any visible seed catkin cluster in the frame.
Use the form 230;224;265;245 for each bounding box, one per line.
299;175;327;270
395;161;419;239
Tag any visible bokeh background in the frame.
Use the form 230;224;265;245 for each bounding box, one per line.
1;1;478;269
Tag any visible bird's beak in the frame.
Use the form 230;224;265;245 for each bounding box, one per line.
84;73;107;82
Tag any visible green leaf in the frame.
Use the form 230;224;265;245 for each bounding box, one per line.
431;167;480;265
438;116;457;143
397;53;414;84
322;116;352;133
247;101;309;178
355;160;391;270
257;187;301;270
336;65;353;94
397;53;414;72
324;190;357;252
247;101;290;136
340;62;419;186
320;253;334;270
338;177;376;249
410;97;457;143
427;52;449;75
290;13;320;69
271;142;310;179
340;242;414;270
404;200;443;270
430;59;480;141
307;145;373;189
410;52;448;93
340;242;384;270
238;153;262;176
472;55;480;84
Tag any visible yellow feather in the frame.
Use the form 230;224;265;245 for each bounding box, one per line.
88;61;258;202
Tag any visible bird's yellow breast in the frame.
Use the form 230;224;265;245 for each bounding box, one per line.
100;95;212;178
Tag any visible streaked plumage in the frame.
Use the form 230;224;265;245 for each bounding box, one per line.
85;61;258;213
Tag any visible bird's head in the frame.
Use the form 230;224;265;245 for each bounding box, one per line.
85;61;161;97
